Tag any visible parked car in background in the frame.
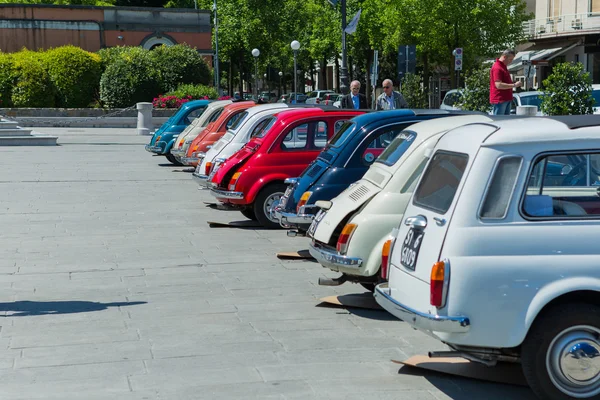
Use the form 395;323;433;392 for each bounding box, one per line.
322;93;341;106
305;90;335;104
512;91;545;115
439;89;463;111
275;110;478;236
592;84;600;114
145;100;210;164
307;115;494;291
209;108;364;227
170;100;232;164
375;115;600;400
259;92;278;103
180;101;255;167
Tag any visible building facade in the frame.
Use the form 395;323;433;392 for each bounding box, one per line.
521;0;600;84
0;4;212;56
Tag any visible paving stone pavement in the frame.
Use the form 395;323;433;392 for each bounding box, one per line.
0;128;537;400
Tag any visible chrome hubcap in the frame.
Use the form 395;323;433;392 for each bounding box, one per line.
264;192;284;223
547;325;600;398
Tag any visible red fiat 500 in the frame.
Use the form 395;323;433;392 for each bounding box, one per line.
209;108;364;227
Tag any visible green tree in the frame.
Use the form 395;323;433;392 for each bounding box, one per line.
149;44;211;92
540;62;593;116
458;67;490;113
400;73;427;108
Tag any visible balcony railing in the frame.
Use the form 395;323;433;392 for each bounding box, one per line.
523;13;600;39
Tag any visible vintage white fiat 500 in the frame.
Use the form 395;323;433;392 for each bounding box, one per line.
308;115;494;290
374;116;600;400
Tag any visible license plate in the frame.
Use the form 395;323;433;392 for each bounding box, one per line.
307;210;326;238
400;228;424;271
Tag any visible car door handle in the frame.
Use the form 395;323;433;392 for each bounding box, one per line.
404;215;427;229
433;217;446;226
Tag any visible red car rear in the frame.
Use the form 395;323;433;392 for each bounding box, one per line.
209;108;364;227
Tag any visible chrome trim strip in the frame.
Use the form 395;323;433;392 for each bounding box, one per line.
209;188;244;199
308;241;362;268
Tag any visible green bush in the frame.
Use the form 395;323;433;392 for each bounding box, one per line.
458;67;491;113
11;50;55;108
43;46;102;108
0;52;14;108
400;73;427;108
99;47;161;108
97;46;129;72
166;83;218;100
149;44;211;93
540;62;593;116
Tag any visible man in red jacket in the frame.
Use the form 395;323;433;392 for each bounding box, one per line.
490;49;522;115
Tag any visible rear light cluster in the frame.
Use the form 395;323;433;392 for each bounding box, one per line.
205;162;213;176
336;223;357;254
430;261;448;308
228;172;242;191
380;240;392;280
296;191;312;213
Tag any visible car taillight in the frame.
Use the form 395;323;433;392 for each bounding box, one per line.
430;261;448;308
336;223;357;254
381;239;393;280
205;162;212;176
228;172;242;191
315;98;320;104
296;191;312;213
155;136;161;142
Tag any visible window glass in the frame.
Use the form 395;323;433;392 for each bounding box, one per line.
281;123;309;150
207;109;224;124
376;131;417;166
413;152;469;214
226;112;244;129
523;152;600;218
230;111;249;130
313;121;328;149
400;158;428;194
480;157;522;219
252;117;277;138
334;120;347;134
185;107;205;124
328;121;356;147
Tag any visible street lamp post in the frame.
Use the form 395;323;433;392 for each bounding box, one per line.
278;71;283;98
264;73;268;94
340;0;349;95
213;0;220;94
251;48;260;100
290;40;300;104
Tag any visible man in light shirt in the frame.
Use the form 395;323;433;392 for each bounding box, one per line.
340;80;368;109
375;79;408;110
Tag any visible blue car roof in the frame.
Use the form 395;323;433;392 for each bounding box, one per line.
182;99;212;109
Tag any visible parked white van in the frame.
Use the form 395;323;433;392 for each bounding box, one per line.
375;116;600;400
308;115;494;291
193;103;290;187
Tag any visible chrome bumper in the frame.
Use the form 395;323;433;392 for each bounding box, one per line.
170;149;185;158
280;210;314;226
308;241;362;269
145;143;166;154
181;156;201;166
374;283;470;333
210;187;244;200
192;172;209;186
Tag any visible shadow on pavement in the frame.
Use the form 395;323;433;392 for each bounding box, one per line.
0;300;147;317
316;302;396;321
397;365;537;399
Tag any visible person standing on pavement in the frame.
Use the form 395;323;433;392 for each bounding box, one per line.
375;79;408;110
490;49;522;115
340;80;368;109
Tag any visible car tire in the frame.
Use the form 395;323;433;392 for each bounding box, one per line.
253;183;287;229
165;153;183;166
240;208;257;221
521;302;600;400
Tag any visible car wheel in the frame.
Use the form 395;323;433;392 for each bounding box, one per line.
521;302;600;400
240;208;257;221
253;183;286;229
165;153;183;166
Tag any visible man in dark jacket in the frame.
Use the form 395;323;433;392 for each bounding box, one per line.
340;80;368;109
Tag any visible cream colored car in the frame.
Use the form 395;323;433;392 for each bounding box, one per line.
170;100;232;162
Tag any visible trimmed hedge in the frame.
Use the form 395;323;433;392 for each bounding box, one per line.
44;46;102;108
167;83;219;100
150;44;212;93
99;47;162;108
0;53;14;108
11;50;55;108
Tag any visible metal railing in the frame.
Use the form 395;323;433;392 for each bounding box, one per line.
523;13;600;39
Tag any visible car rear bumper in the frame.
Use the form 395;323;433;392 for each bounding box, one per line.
308;241;362;270
210;187;245;200
279;210;314;228
181;157;200;166
192;172;209;186
374;283;470;334
145;143;167;154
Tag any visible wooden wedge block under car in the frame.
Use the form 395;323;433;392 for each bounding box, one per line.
276;250;314;260
207;221;263;228
319;293;383;310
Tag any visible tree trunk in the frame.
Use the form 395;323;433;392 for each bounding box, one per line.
422;52;430;107
228;60;233;97
335;57;340;92
365;49;372;107
238;50;244;96
322;57;328;90
349;55;354;82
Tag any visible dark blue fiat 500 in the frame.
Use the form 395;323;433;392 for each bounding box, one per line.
273;109;478;235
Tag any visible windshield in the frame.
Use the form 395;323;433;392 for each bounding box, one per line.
229;111;249;130
251;116;277;138
519;94;544;107
593;90;600;108
328;121;357;148
376;131;418;166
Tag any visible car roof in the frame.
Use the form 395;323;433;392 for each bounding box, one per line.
222;101;255;112
243;103;289;116
183;99;212;108
272;107;362;121
471;115;600;147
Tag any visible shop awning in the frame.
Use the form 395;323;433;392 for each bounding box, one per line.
508;42;581;72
